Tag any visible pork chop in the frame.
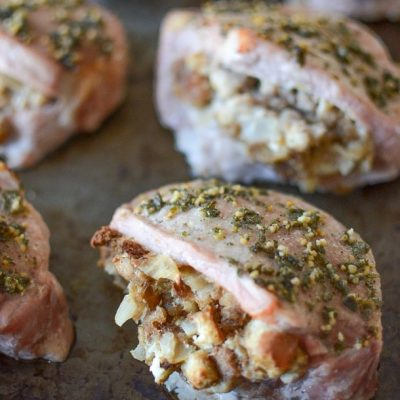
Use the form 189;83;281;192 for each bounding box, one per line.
0;0;128;168
0;162;73;361
156;2;400;192
92;180;382;399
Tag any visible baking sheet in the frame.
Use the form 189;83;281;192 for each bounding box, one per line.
0;1;399;398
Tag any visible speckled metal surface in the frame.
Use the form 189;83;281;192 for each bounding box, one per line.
0;1;399;399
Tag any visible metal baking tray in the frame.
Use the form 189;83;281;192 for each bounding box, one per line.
0;1;399;398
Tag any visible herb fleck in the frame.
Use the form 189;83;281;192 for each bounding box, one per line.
0;269;30;295
2;190;25;215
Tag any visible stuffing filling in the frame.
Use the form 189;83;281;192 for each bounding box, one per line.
114;252;307;394
0;74;50;144
173;53;374;191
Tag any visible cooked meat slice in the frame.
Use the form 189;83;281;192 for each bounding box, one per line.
291;0;400;21
0;162;73;361
0;0;128;168
92;180;382;400
156;2;400;192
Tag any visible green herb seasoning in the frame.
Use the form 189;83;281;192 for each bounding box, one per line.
0;0;113;68
137;180;268;219
203;1;400;109
288;207;305;221
351;241;370;258
213;227;226;240
0;215;28;252
233;207;262;228
0;6;29;39
0;219;25;241
140;193;165;215
364;71;400;107
50;8;113;69
0;269;30;295
201;201;221;218
135;180;381;346
1;255;14;268
2;190;25;215
343;293;358;312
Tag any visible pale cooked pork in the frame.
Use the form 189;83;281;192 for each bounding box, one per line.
0;0;128;168
0;162;73;361
156;2;400;192
92;180;382;399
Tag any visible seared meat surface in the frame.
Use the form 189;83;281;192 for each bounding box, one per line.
92;180;382;399
0;0;128;168
157;2;400;192
0;162;73;361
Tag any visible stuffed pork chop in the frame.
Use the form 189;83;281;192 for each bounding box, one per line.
290;0;400;21
157;2;400;192
0;162;73;361
92;180;382;399
0;0;128;168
